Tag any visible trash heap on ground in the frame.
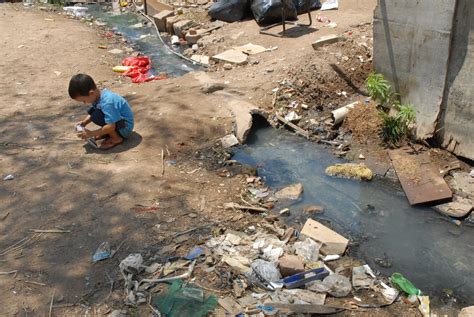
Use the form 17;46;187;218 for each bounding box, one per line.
116;212;432;316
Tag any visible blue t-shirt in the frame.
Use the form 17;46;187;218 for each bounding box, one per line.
95;89;134;137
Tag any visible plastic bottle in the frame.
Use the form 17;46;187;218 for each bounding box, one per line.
391;273;421;296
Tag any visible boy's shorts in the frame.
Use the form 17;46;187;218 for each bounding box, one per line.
116;119;132;138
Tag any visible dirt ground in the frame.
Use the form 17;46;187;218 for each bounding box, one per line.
0;1;464;316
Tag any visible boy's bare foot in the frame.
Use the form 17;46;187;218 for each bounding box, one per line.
99;136;123;150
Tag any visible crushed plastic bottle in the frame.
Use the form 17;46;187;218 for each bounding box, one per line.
391;273;421;296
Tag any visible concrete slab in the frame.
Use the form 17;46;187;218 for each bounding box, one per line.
153;10;174;32
212;49;248;65
388;147;452;205
234;43;266;55
190;54;210;65
312;34;342;50
433;198;473;218
166;15;182;34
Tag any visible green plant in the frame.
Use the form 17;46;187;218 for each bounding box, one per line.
366;72;392;105
379;104;416;144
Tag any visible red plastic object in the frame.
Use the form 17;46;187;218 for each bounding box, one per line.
120;56;167;83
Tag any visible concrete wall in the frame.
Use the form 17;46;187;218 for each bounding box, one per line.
438;0;474;159
373;0;474;160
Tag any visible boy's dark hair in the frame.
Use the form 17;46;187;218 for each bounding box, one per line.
68;74;97;99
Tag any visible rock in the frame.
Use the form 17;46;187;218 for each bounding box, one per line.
459;306;474;317
190;55;210;66
300;219;348;255
222;255;251;274
275;183;304;200
303;205;324;214
221;134;239;148
433;198;473;218
108;310;127;317
223;63;233;70
153;10;174;32
251;259;281;282
225;99;259;143
212;49;248;65
278;254;305;277
108;48;123;55
312;34;343;50
192;44;199;51
173;19;193;37
294;238;320;263
201;82;225;94
321;274;352;297
325;163;373;181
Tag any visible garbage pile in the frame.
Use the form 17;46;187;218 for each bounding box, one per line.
209;0;322;24
117;217;431;316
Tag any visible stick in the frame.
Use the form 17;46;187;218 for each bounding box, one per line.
224;202;269;213
24;280;47;286
160;149;165;176
29;229;71;233
149;304;161;316
49;290;55;317
172;224;211;238
276;115;310;139
0;270;18;275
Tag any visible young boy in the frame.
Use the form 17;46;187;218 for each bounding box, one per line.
68;74;134;150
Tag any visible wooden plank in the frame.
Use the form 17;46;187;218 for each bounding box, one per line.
388;147;452;205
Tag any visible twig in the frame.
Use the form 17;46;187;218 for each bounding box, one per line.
24;280;47;286
160;149;165;177
110;239;126;258
0;270;18;275
172;225;211;238
49;290;55;317
29;229;71;233
224;202;269;213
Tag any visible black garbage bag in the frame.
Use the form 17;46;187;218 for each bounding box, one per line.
208;0;252;23
251;0;298;25
293;0;321;14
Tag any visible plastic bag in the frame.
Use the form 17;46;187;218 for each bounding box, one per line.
251;0;297;25
251;259;282;282
120;56;167;83
208;0;252;22
292;0;321;14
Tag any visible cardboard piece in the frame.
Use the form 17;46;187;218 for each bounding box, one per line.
300;219;348;255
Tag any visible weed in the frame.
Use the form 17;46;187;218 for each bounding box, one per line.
366;72;392;105
379;104;416;144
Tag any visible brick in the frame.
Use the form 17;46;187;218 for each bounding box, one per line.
173;19;193;37
185;29;207;45
300;219;348;255
153;10;174;32
166;15;182;34
312;34;342;50
278;254;305;277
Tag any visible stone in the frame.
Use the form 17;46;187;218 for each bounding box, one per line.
186;29;207;44
221;134;239;148
153;10;174;32
108;48;123;55
234;43;266;55
303;205;324;214
225;99;259;143
433;198;473;218
192;44;199;51
459;306;474;317
223;63;233;70
312;34;343;50
190;55;210;66
300;219;349;255
212;49;248;65
173;19;193;37
166;15;182;34
201;82;225;94
278;254;305;277
294;238;321;263
275;183;304;200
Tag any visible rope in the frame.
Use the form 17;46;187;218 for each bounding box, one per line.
130;0;209;68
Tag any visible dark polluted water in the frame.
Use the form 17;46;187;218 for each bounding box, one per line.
233;124;474;306
85;4;199;77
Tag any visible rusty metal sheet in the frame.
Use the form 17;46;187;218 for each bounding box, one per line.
388;147;452;205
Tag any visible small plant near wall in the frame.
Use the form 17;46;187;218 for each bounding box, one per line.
366;73;417;145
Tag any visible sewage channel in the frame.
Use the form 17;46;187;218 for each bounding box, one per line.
233;123;474;306
79;5;474;306
84;4;198;77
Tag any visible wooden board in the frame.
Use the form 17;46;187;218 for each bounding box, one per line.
388;147;452;205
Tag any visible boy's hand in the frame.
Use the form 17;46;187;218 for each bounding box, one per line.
77;128;92;140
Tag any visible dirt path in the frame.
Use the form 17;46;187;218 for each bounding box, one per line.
0;4;254;314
